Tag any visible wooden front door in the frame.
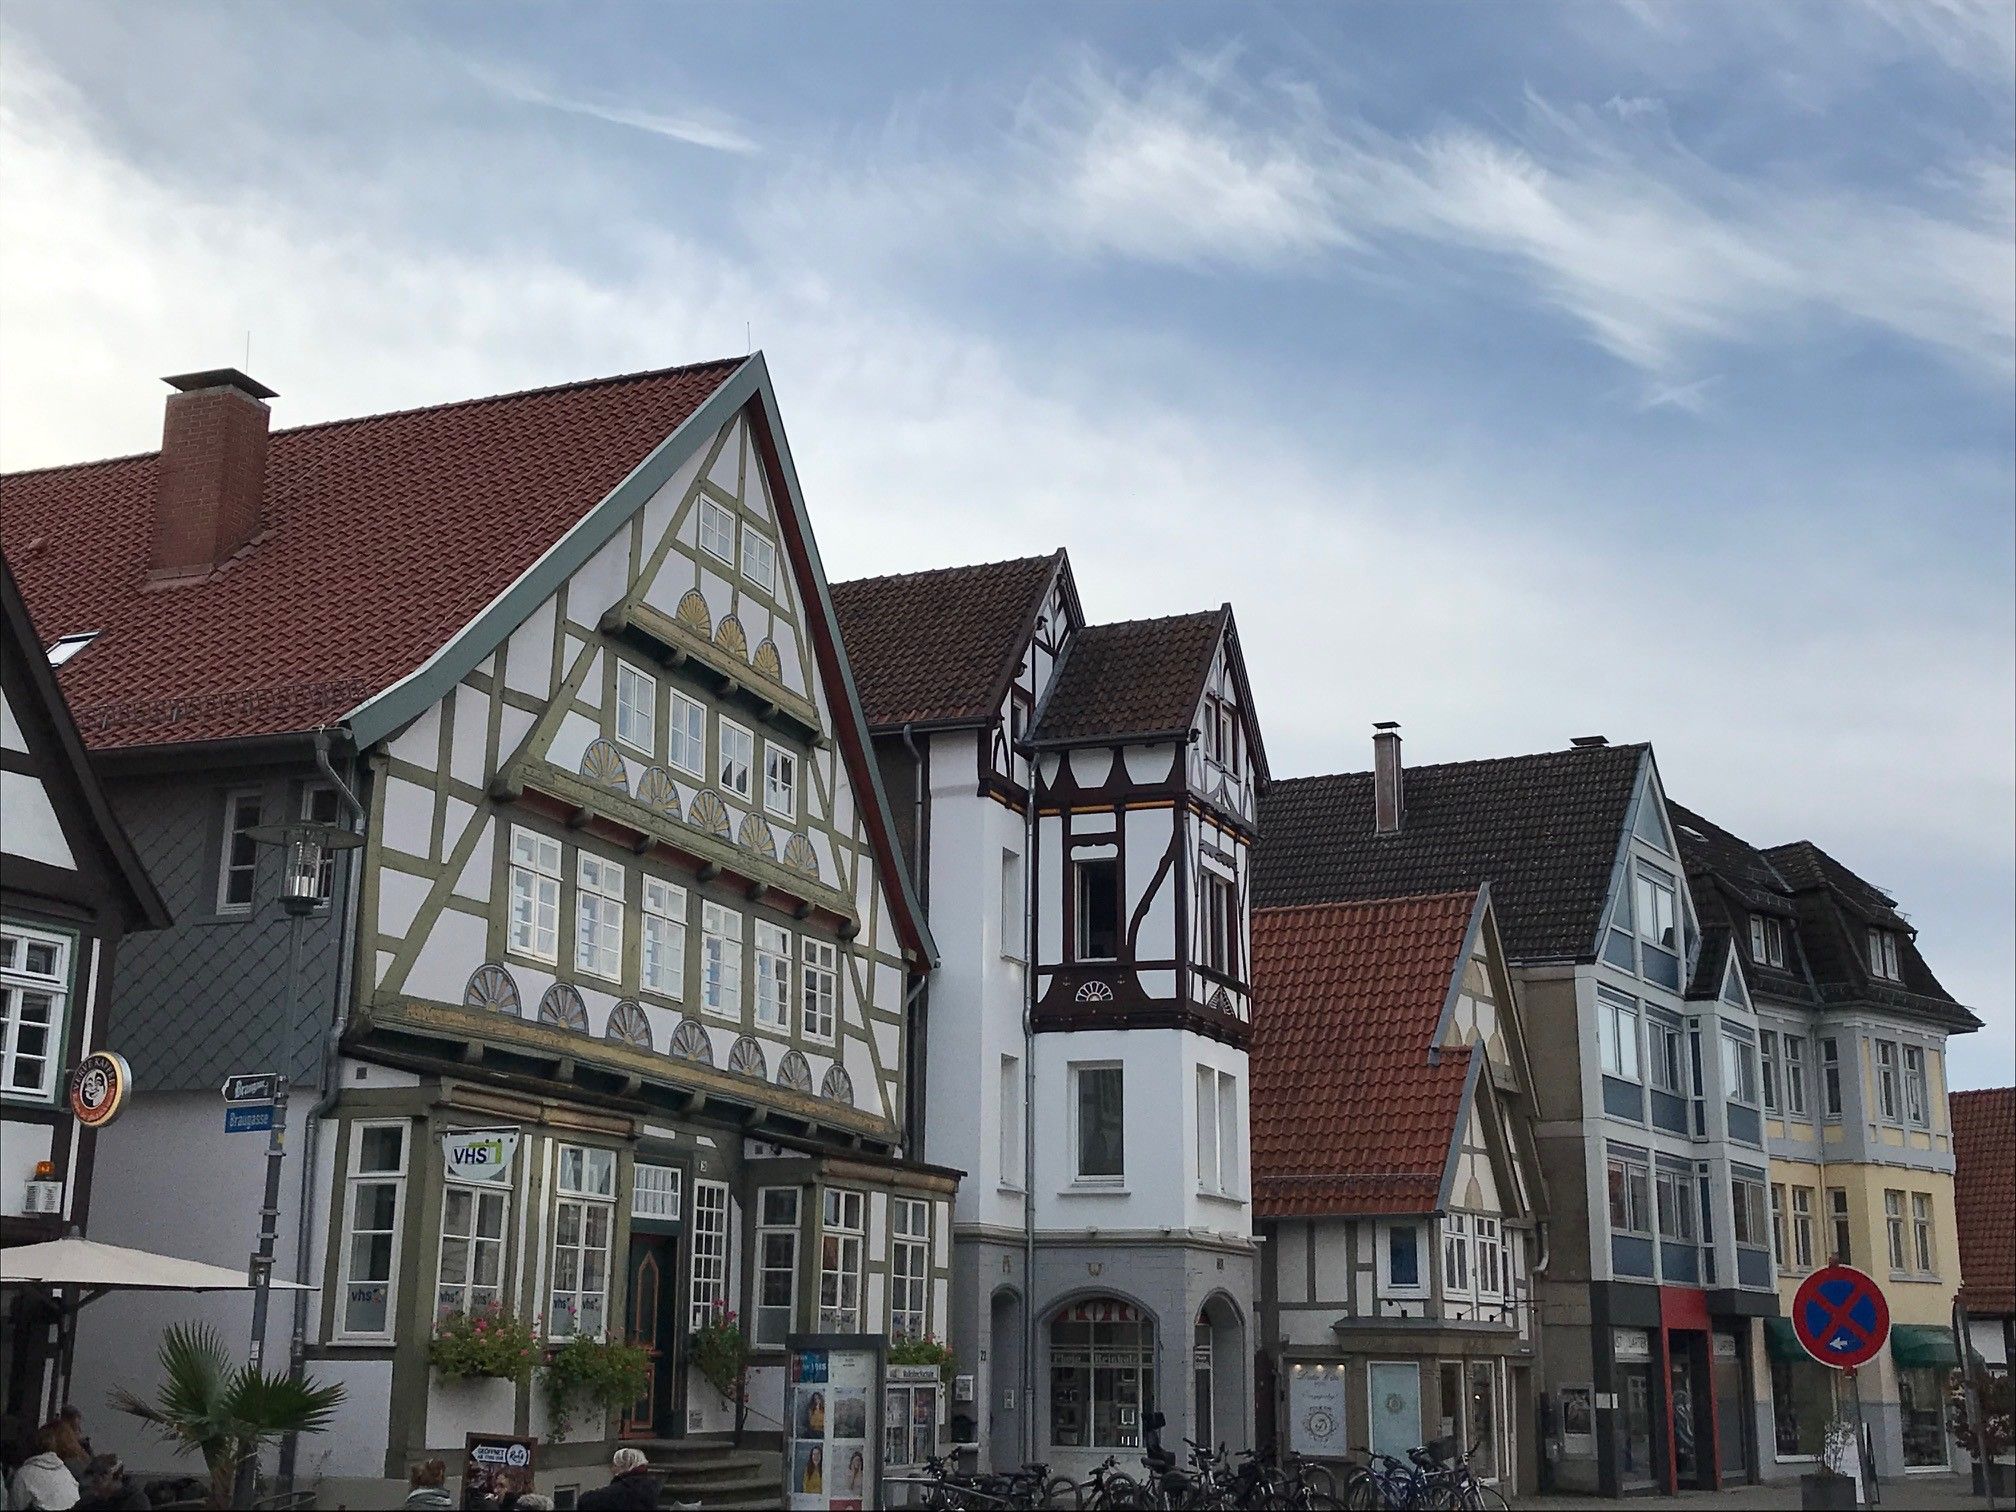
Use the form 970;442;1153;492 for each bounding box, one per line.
621;1234;675;1437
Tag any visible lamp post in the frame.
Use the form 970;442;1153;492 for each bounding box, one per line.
240;818;362;1503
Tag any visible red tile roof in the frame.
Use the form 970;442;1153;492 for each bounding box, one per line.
1951;1086;2016;1316
0;360;743;749
1250;890;1479;1218
830;553;1062;730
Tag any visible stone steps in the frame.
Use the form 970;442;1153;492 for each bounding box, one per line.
634;1439;785;1510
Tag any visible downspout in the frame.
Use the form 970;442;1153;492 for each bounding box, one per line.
901;723;929;1157
1019;741;1038;1466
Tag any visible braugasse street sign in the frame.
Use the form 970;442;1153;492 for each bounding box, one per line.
1792;1263;1892;1372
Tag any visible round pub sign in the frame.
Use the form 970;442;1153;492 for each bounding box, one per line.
69;1051;132;1129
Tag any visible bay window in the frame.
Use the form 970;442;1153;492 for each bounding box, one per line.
819;1188;865;1332
890;1198;929;1342
548;1145;615;1339
1876;1040;1901;1121
1633;863;1681;988
1828;1188;1852;1265
1722;1031;1759;1105
1607;1153;1652;1236
339;1122;408;1340
1911;1193;1935;1274
1073;856;1120;961
1760;1030;1781;1113
1820;1037;1844;1119
755;1187;800;1347
689;1179;729;1329
1731;1174;1768;1252
1598;988;1642;1081
437;1173;510;1320
1072;1063;1125;1183
1195;1066;1240;1196
1903;1046;1930;1126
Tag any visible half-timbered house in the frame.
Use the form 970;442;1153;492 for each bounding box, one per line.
833;555;1267;1480
1;359;949;1503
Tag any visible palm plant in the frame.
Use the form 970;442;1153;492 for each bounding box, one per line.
111;1322;346;1509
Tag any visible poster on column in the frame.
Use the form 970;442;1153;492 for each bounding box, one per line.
785;1334;884;1511
1288;1366;1348;1458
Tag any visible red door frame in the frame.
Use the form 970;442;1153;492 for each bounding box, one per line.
1656;1287;1721;1494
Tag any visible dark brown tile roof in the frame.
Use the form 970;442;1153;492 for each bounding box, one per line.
829;553;1061;730
1;360;743;749
1250;890;1478;1218
1669;802;1816;1005
1029;608;1225;746
1256;743;1647;963
1951;1086;2016;1315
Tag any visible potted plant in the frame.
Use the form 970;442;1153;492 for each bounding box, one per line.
1800;1416;1861;1511
112;1322;346;1510
1950;1365;2015;1497
539;1333;651;1443
428;1305;536;1443
690;1300;752;1445
889;1333;957;1385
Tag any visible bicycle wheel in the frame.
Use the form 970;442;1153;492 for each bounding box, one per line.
1297;1463;1338;1505
1041;1475;1083;1509
1341;1470;1382;1511
1468;1486;1508;1511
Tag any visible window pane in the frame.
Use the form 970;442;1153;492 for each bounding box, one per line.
1076;1067;1125;1178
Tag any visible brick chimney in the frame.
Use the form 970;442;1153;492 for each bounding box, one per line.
149;369;277;582
1373;721;1404;834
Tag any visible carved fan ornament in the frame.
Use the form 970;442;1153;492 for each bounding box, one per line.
777;1050;814;1092
687;790;734;839
1074;980;1115;1004
728;1036;768;1079
782;834;820;878
537;984;589;1032
605;999;653;1049
713;614;749;661
463;964;522;1017
737;813;777;859
1206;986;1233;1015
670;1017;714;1065
821;1065;855;1106
675;590;713;637
580;739;630;795
637;766;683;821
752;639;783;682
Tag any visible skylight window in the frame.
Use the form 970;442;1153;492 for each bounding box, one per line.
46;632;100;667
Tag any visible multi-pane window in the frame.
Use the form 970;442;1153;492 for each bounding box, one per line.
1649;1017;1685;1095
437;1179;509;1320
1750;915;1786;967
1784;1035;1809;1117
300;784;341;901
1597;989;1641;1081
1876;1041;1901;1121
1442;1214;1472;1296
632;1163;681;1220
615;661;656;754
1828;1188;1852;1264
575;853;625;980
999;1054;1024;1188
1820;1038;1844;1119
1201;871;1236;977
698;499;736;563
1194;1067;1240;1196
1073;1064;1125;1182
1634;863;1681;987
718;720;754;801
509;828;562;963
690;1179;729;1329
754;921;791;1030
549;1146;615;1340
0;928;68;1099
217;789;263;913
1475;1216;1504;1297
819;1188;865;1332
741;524;777;594
1792;1186;1816;1271
1760;1030;1781;1113
1657;1169;1696;1244
669;691;706;777
755;1187;800;1347
1866;928;1901;981
1903;1046;1930;1126
800;938;837;1042
340;1123;407;1339
1770;1184;1789;1266
763;746;797;819
1731;1175;1768;1251
642;878;687;999
1885;1191;1908;1271
701;903;743;1018
890;1198;930;1342
1722;1032;1758;1105
1911;1194;1935;1274
1607;1154;1652;1236
1073;857;1120;961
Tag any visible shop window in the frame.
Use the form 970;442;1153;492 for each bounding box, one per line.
1899;1366;1949;1467
1771;1355;1835;1458
1049;1302;1154;1450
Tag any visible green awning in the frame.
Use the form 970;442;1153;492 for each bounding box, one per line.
1890;1324;1960;1369
1765;1317;1806;1363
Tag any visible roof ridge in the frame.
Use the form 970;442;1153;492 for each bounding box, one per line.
0;356;749;479
832;550;1062;591
1080;606;1225;634
1256;888;1480;917
1271;740;1650;787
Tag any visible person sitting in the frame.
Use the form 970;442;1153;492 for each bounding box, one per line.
5;1425;79;1511
402;1458;453;1510
576;1447;659;1510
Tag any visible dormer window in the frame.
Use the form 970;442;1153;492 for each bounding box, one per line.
1749;916;1786;968
1866;928;1901;981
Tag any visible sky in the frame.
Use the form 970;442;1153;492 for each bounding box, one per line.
1;2;2011;1085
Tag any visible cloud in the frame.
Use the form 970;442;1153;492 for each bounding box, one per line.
470;62;759;155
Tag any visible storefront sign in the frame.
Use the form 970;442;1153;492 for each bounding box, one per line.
785;1335;882;1511
69;1051;132;1129
441;1128;520;1184
1288;1367;1347;1458
460;1432;534;1509
1611;1328;1651;1361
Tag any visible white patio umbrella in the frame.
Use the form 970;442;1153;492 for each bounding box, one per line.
2;1235;316;1294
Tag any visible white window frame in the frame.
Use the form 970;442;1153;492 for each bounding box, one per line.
0;925;71;1102
1070;1061;1126;1185
437;1160;512;1321
45;631;99;666
890;1197;930;1342
1911;1192;1935;1275
1792;1185;1816;1271
1884;1190;1908;1272
1867;928;1901;981
669;690;707;778
1649;1016;1685;1095
999;1053;1025;1190
754;1186;800;1347
818;1187;865;1332
1722;1031;1759;1106
615;660;657;756
1902;1045;1930;1126
1820;1037;1844;1120
1597;988;1642;1082
509;827;563;964
1875;1040;1901;1122
754;920;791;1030
216;788;263;915
1377;1220;1429;1298
763;744;798;820
701;902;744;1019
1634;864;1680;957
1195;1064;1220;1196
1828;1187;1852;1266
1442;1214;1473;1300
690;1177;730;1330
1760;1030;1781;1114
1475;1216;1504;1299
1215;1069;1239;1198
718;718;755;801
1784;1035;1809;1118
574;852;626;982
632;1162;681;1220
740;523;777;594
337;1120;409;1342
698;498;736;564
641;877;687;1001
548;1145;616;1341
1771;1183;1789;1269
800;938;837;1043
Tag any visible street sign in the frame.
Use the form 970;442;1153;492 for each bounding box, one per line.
222;1073;281;1103
1792;1263;1891;1371
225;1104;275;1134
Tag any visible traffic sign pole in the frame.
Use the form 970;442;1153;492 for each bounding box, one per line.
234;1073;289;1506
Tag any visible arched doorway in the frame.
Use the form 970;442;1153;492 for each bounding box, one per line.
1195;1293;1247;1454
988;1286;1024;1472
1048;1296;1157;1470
